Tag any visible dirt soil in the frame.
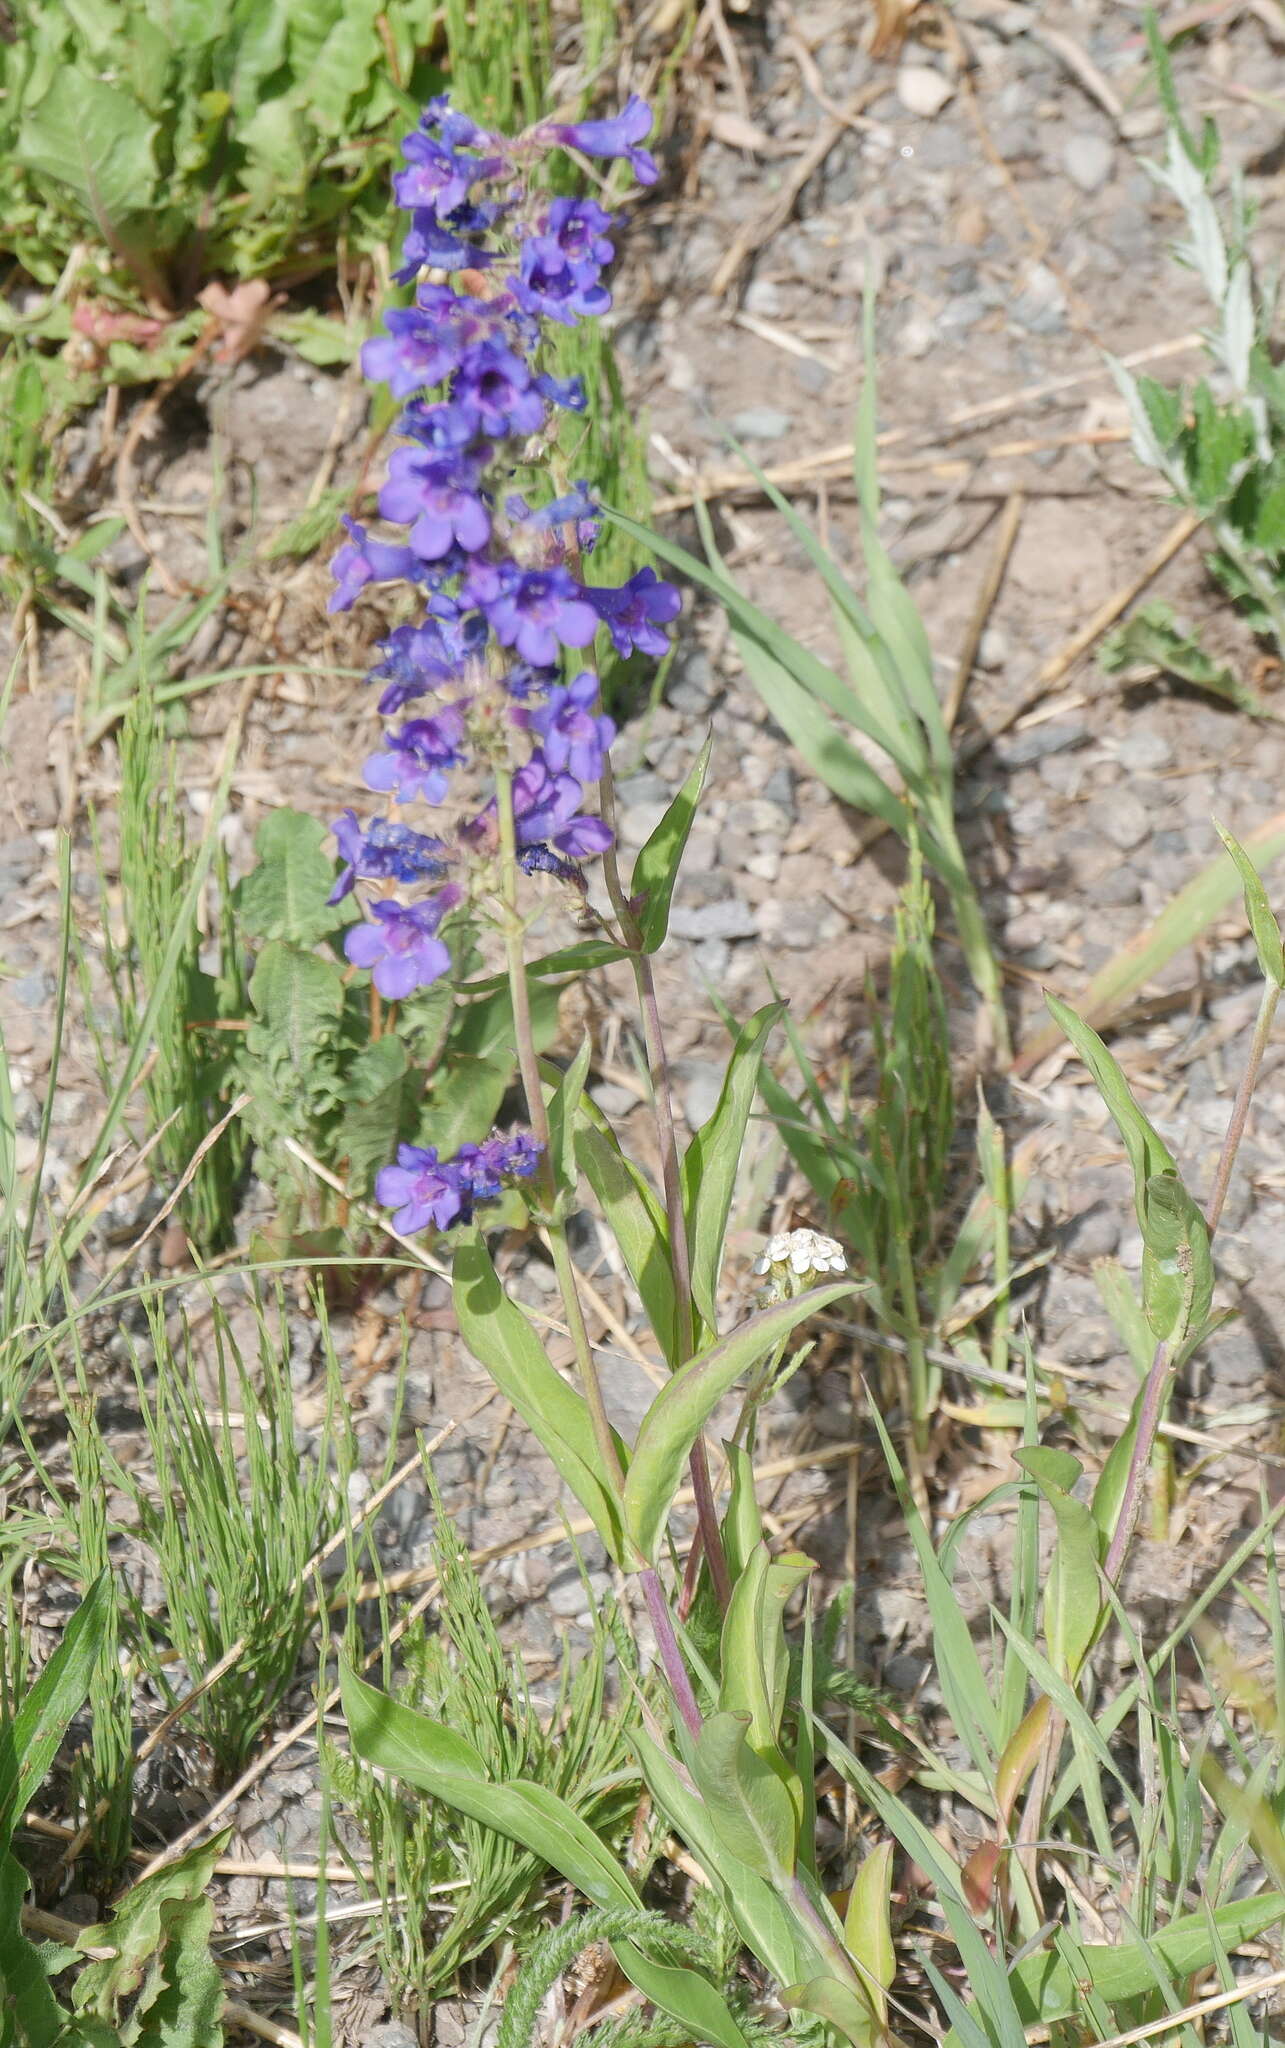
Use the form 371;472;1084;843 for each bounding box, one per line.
6;3;1285;2039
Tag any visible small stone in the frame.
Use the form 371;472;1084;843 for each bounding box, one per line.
668;898;759;942
896;64;955;117
1001;721;1088;768
728;405;793;441
901;313;935;359
977;626;1008;672
1115;728;1174;774
690;937;731;984
618;800;669;846
1011;261;1067;334
1095;790;1150;852
679;1062;726;1130
1095;865;1141;907
8;971;52;1010
1063;133;1114;194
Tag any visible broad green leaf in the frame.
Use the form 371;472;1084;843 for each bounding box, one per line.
942;1892;1285;2048
0;1850;60;2047
624;1284;856;1564
719;1543;811;1760
415;1052;509;1160
574;1107;679;1367
16;70;160;233
1215;819;1285;986
631;733;713;952
782;1976;880;2048
452;1234;629;1564
692;1710;798;1879
1140;1170;1213;1346
335;1033;406;1196
342;1669;751;2048
1013;1448;1102;1682
1045;995;1177;1235
1094;1259;1154;1379
72;1838;225;2046
1015;812;1285;1071
843;1839;895;2015
244;942;343;1078
0;1572;111;1854
236;809;346;946
682;1002;783;1332
632;1727;814;1990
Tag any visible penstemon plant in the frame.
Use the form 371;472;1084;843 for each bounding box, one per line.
327;92;897;2047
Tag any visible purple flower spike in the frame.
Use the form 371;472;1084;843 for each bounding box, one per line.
328;517;419;613
344;887;461;1000
478;564;600;666
364;708;468;804
537;95;658;187
525;670;615;782
586;566;682;658
376;1144;467;1233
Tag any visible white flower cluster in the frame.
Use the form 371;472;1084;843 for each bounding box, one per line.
752;1227;847;1302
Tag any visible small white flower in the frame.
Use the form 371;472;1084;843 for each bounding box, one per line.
752;1227;847;1300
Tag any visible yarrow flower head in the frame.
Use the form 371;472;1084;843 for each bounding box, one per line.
323;87;683;1236
752;1228;848;1305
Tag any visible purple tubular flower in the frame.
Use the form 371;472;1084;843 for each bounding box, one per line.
344;886;461;1000
328;811;448;903
451;340;548;439
538;94;659;187
399;398;481;452
419;96;493;151
328;517;420;613
376;1144;468;1233
369;614;483;713
525;670;615;781
586;566;682;658
378;449;491;560
477;564;600;666
361;288;511;398
393;131;500;219
396;210;497;281
541;197;615;268
364;707;468;803
509;481;599;532
512;752;613;858
513;233;611;327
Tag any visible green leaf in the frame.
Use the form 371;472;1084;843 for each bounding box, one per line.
1140;1169;1213;1347
574;1106;679;1367
631;732;713;952
1187;381;1253;512
1045;995;1177;1238
341;1668;752;2048
720;1442;764;1582
452;1234;629;1565
0;1849;61;2047
692;1710;798;1879
1100;601;1266;717
16;69;160;238
334;1033;406;1196
719;1542;811;1760
415;1052;510;1160
843;1839;895;2019
73;1838;225;2047
236;809;347;946
782;1976;880;2048
682;1001;783;1333
1215;819;1285;986
624;1284;856;1564
544;1035;594;1202
1013;1448;1102;1682
244;942;343;1086
0;1572;111;1855
943;1892;1285;2048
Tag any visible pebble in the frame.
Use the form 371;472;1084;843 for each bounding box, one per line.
1063;133;1114;194
667;898;759;942
896;64;955;117
618;800;669;847
728;405;793;441
678;1061;726;1129
1000;721;1088;768
1091;789;1150;852
1011;262;1067;335
1115;728;1174;774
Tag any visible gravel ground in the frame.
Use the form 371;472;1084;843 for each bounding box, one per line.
6;3;1285;2036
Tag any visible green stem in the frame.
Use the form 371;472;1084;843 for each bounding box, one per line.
1205;978;1279;1232
495;763;625;1494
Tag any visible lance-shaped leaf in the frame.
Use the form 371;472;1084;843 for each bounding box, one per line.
1141;1169;1214;1347
843;1839;896;2022
692;1709;799;1880
1215;818;1285;987
452;1234;629;1565
0;1572;111;1855
624;1283;857;1564
631;733;713;953
720;1542;811;1761
1046;995;1177;1235
574;1104;679;1366
1013;1447;1102;1683
682;1001;783;1334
